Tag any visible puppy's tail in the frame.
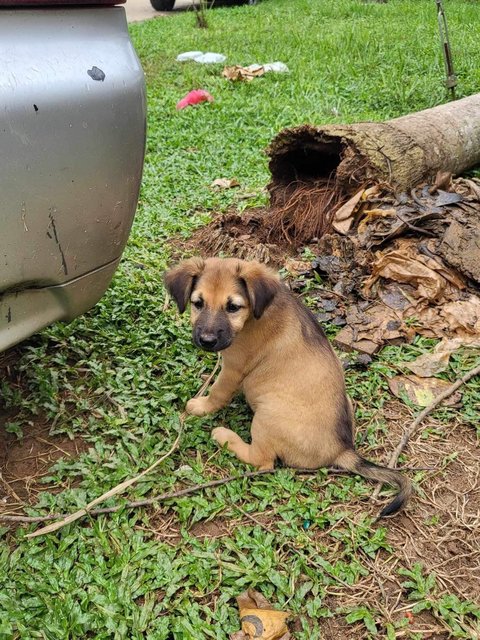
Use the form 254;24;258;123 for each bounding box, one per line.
335;450;412;518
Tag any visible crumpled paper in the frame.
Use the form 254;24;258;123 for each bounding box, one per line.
230;589;291;640
222;62;289;82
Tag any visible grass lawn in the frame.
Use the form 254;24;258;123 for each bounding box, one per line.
1;0;480;638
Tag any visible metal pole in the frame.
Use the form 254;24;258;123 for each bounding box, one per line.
435;0;457;98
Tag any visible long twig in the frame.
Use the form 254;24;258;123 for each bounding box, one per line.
4;469;330;525
1;466;433;526
23;356;222;539
372;362;480;501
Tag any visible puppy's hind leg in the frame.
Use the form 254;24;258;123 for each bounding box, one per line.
212;427;275;470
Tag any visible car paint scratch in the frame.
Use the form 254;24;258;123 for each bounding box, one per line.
48;208;69;276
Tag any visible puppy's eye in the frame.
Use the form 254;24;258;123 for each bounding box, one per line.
192;299;204;310
226;301;242;313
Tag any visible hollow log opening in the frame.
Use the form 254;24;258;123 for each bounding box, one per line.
267;131;357;246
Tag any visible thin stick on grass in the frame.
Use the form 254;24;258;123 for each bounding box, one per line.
24;355;222;539
2;466;433;525
372;362;480;502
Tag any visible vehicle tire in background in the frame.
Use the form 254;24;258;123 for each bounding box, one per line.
150;0;175;11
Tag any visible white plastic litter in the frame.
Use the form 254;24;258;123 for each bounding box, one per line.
176;51;203;62
263;61;289;73
176;51;226;64
195;52;227;64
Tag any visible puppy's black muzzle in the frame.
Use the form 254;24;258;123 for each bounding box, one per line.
193;314;232;352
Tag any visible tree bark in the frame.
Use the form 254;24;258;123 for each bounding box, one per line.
267;94;480;238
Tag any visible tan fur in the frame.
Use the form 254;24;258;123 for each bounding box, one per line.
165;257;412;516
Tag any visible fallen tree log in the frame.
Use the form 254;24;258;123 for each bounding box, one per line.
267;93;480;244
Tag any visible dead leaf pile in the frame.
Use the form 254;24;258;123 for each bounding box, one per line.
314;174;480;352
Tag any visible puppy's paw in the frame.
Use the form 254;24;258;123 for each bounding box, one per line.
186;396;213;417
211;426;231;447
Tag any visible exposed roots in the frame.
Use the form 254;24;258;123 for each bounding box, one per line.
183;210;290;266
267;177;347;246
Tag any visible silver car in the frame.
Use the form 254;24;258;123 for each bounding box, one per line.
0;0;146;352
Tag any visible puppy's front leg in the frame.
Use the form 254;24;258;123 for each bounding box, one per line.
186;364;243;417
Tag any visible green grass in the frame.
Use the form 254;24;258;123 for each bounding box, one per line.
1;1;480;638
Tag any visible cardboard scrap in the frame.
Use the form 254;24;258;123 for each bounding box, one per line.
231;589;291;640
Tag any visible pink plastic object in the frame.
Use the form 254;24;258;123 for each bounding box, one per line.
176;89;214;110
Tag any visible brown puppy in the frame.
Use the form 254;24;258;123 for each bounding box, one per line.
165;257;412;517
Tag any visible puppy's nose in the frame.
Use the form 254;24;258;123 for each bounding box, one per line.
199;333;218;349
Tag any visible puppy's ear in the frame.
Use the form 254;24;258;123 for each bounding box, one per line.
164;257;205;313
239;262;281;319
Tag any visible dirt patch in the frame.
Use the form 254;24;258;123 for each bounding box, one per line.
320;609;448;640
0;347;88;511
0;409;88;507
358;400;480;604
140;511;235;545
190;517;232;539
179;209;294;266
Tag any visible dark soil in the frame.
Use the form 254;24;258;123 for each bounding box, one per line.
0;409;87;505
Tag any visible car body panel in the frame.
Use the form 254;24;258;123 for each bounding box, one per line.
0;7;146;350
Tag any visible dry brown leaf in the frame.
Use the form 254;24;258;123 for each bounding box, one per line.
211;178;240;189
237;590;273;611
232;589;291;640
406;337;480;377
332;188;365;234
284;258;311;275
357;208;396;235
388;374;462;407
429;170;453;194
441;297;480;336
334;303;411;354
